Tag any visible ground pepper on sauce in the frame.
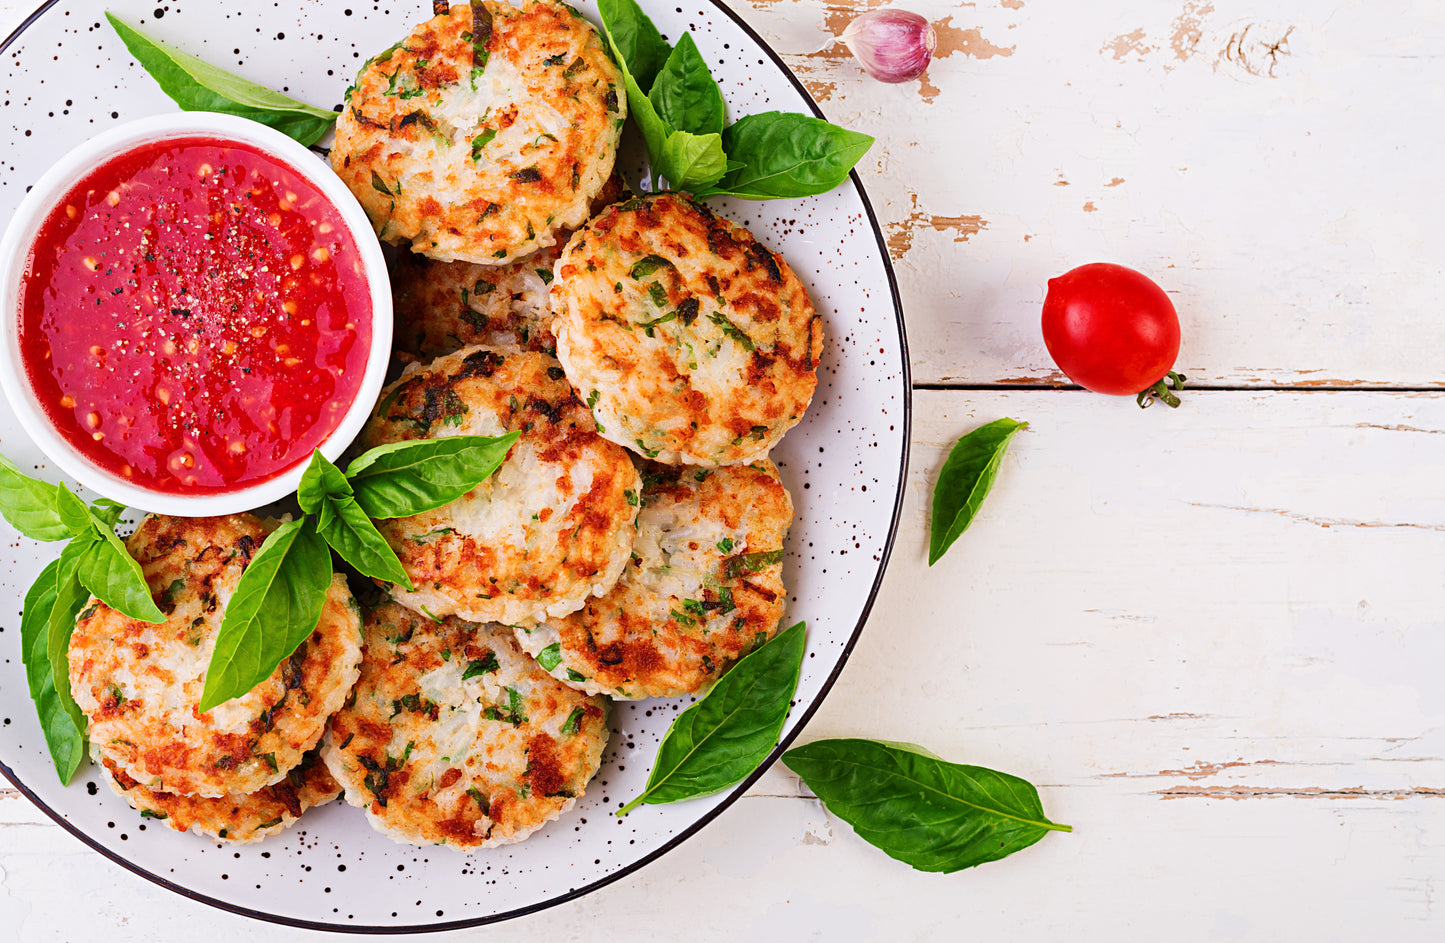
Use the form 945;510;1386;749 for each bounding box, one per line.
19;136;372;494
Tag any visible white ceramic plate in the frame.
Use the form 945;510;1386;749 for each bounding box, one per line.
0;0;910;930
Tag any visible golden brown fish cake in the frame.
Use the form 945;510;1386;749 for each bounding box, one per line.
359;346;641;625
551;193;824;466
322;601;609;849
515;460;793;699
390;242;563;361
332;1;625;264
68;514;363;798
96;747;341;844
391;175;629;360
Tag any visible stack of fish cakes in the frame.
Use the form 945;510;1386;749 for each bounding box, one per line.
323;0;627;848
69;514;362;844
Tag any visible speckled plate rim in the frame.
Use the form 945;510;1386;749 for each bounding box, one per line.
0;0;912;932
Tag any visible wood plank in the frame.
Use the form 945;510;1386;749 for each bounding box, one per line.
738;0;1445;388
3;390;1443;938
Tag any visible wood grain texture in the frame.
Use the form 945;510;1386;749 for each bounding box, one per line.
739;0;1445;388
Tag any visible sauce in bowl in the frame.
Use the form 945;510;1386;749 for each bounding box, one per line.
18;136;372;495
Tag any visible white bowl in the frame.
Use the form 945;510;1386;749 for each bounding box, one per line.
0;111;391;515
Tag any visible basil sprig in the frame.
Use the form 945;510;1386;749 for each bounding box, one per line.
106;14;339;146
599;0;872;198
618;620;805;814
930;418;1027;566
782;739;1071;872
0;459;167;783
198;433;518;709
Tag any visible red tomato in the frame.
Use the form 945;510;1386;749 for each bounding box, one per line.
1041;262;1180;397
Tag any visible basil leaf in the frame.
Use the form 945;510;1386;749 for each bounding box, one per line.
700;111;874;200
782;739;1071;872
296;449;353;517
54;485;164;622
618;621;805;814
346;433;520;520
317;497;414;590
658;129;727;191
106;14;338;147
597;0;671;91
929;418;1027;566
23;558;86;783
299;451;414;590
47;541;93;779
53;483;92;538
0;455;66;541
74;526;164;624
601;34;672;191
648;33;725;136
89;499;127;530
199;519;332;711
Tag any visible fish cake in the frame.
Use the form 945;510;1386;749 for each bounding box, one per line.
359;346;641;625
68;514;363;798
515;460;793;699
96;748;341;844
322;601;609;849
332;1;625;264
391;175;629;360
551;193;824;466
390;242;563;361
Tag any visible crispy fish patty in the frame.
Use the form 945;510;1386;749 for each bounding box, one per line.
391;242;562;360
69;514;363;798
323;601;608;849
391;175;628;360
516;460;793;699
360;346;640;625
332;1;625;264
96;748;341;844
551;193;824;466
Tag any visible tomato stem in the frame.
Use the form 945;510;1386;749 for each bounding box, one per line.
1137;371;1186;408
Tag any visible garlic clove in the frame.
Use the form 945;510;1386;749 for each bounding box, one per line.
840;9;938;84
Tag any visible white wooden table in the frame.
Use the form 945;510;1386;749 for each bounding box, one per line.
3;0;1443;938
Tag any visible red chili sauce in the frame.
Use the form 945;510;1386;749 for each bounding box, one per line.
19;136;371;495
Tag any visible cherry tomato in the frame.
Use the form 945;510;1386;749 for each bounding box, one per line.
1041;262;1182;403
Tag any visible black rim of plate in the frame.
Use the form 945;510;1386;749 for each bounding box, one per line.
0;0;914;932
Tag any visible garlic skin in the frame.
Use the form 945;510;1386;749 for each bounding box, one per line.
840;9;938;84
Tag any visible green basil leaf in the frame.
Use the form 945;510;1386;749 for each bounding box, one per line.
346;432;520;519
929;418;1027;566
658;128;727;191
74;525;164;625
316;494;414;591
199;519;332;711
782;738;1071;872
106;14;338;147
0;455;67;541
296;449;353;515
597;0;671;91
648;33;725;136
89;499;127;530
701;111;874;200
618;620;805;814
54;485;164;622
53;483;92;538
47;541;93;782
23;558;86;783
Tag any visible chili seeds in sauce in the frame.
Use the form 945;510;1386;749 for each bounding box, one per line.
19;136;372;495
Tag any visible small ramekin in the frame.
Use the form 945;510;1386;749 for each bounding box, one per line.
0;112;391;516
